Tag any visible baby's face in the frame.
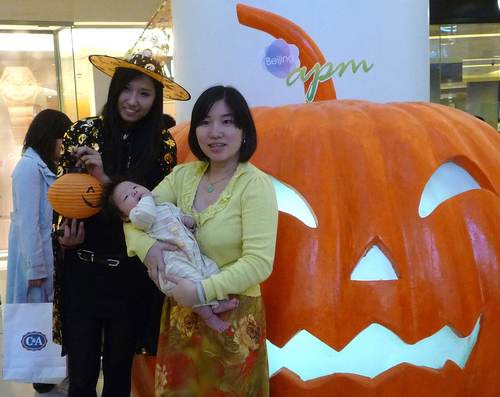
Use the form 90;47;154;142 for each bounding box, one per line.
112;181;152;219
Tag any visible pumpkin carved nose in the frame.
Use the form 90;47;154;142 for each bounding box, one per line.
351;245;400;281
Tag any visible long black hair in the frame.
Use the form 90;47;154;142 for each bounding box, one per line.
23;109;72;174
188;85;257;163
100;67;164;181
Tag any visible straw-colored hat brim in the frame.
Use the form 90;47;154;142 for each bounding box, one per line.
89;55;190;101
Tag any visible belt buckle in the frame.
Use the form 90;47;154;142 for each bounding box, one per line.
78;249;94;262
107;259;120;267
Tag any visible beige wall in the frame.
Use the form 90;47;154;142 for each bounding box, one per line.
0;0;164;23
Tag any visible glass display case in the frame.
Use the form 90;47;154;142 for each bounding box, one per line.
0;24;165;250
0;24;75;250
430;23;500;130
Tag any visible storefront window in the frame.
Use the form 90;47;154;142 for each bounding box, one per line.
71;27;143;118
430;23;500;130
0;27;65;250
0;24;173;251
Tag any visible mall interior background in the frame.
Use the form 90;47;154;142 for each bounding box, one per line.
0;0;499;251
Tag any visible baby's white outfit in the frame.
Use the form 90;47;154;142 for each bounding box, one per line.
130;196;222;306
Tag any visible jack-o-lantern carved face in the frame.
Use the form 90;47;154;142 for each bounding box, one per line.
48;171;102;219
130;5;500;397
169;100;500;397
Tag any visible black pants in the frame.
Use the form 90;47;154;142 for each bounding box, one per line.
63;315;141;397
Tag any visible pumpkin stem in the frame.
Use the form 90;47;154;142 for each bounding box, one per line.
236;3;337;102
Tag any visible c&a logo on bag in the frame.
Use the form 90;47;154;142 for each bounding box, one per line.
21;331;48;351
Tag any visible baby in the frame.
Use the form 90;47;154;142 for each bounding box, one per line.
103;180;238;333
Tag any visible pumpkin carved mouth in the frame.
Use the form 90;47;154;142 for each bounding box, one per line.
82;186;100;209
267;316;480;381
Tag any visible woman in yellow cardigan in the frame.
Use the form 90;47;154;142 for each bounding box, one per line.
124;85;278;396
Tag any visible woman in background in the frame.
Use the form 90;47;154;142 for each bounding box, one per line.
6;109;72;397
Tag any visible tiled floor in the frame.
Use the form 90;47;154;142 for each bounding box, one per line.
0;253;110;397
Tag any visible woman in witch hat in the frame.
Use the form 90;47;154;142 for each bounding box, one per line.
53;8;190;395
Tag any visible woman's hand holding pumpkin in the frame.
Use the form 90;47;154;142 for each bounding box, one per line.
58;218;85;248
72;146;110;184
144;240;179;289
164;274;200;307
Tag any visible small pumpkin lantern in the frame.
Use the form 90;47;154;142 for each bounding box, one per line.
47;168;102;219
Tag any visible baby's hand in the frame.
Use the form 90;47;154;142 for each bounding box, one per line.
181;215;196;230
139;192;154;200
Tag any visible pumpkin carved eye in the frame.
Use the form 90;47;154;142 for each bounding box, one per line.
419;162;481;218
271;176;317;228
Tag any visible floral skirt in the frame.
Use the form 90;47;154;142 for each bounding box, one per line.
155;295;269;397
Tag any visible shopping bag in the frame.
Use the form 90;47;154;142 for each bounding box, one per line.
2;286;66;383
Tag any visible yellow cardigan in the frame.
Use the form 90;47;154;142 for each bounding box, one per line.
124;161;278;303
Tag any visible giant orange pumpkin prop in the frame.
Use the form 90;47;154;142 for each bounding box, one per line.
131;4;500;397
168;101;500;397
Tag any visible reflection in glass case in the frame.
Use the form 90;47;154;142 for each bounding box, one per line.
0;25;165;251
430;23;500;131
0;29;66;250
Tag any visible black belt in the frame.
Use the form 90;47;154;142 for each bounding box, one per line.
77;249;125;267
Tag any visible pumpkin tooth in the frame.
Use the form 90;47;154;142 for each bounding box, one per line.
447;322;470;339
267;316;480;380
